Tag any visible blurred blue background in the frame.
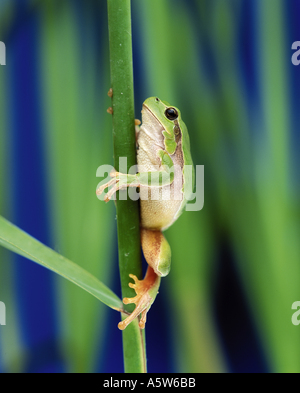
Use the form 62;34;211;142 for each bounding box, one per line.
0;0;300;373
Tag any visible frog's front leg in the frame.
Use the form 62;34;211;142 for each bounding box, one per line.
96;170;140;202
118;228;171;330
96;149;174;202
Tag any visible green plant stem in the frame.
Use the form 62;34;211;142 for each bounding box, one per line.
107;0;146;373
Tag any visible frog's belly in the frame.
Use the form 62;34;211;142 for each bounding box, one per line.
140;186;183;231
137;126;183;230
137;161;184;231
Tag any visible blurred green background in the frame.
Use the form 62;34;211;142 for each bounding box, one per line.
0;0;299;373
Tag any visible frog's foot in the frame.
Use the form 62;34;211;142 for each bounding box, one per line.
96;171;118;201
118;267;161;330
96;171;140;202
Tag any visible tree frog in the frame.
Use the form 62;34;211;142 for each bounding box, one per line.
97;97;194;330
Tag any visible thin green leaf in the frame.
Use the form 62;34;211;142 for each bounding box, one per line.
0;215;124;312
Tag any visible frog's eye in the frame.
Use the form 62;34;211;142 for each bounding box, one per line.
165;107;178;121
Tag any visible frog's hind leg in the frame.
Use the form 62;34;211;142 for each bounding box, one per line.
141;229;171;277
118;229;171;330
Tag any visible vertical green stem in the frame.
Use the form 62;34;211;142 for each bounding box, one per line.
107;0;146;373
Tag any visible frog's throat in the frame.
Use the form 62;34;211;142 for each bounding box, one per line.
142;104;172;138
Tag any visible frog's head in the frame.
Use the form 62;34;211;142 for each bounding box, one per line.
142;97;187;155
